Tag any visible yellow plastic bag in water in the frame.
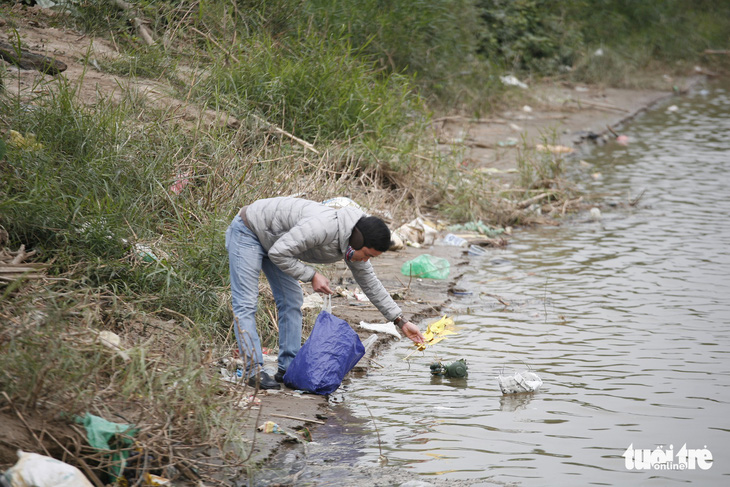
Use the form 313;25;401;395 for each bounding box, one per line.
406;316;458;358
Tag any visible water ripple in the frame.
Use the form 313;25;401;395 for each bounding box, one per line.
334;81;730;485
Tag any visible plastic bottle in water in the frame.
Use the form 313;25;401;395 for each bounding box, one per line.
442;233;468;247
468;244;487;256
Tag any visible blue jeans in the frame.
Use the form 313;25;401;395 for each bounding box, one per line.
225;215;303;375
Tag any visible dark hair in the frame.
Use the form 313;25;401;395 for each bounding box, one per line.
355;216;391;252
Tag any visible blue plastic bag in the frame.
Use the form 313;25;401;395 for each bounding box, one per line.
283;310;365;395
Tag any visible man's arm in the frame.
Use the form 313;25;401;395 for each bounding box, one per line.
347;260;424;343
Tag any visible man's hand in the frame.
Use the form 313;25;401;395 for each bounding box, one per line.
311;272;332;295
401;321;425;344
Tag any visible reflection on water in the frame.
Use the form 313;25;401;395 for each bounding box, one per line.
335;81;730;486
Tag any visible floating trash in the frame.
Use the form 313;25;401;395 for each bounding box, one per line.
430;359;468;378
497;369;543;394
404;315;459;360
468;244;487;256
447;221;505;238
441;233;468;247
616;134;629;146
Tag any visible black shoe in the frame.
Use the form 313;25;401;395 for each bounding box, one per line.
247;371;281;390
274;370;285;383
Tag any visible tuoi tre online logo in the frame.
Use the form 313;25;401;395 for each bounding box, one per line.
623;444;713;470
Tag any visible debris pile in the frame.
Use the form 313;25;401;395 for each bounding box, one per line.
0;245;46;283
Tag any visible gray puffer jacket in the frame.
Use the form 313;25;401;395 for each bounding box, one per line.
243;197;402;321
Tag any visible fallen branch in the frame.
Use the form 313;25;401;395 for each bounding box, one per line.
516;192;551;209
0;245;47;281
46;432;105;487
191;27;239;64
109;0;155;46
0;40;67;75
568;98;629;113
431;115;508;125
468;237;509;248
1;391;51;458
629;188;646;207
250;113;319;155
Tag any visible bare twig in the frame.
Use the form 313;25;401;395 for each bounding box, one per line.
516;192;551;209
46;432;105;487
190;27;240;63
2;391;51;457
364;404;385;463
629;188;646;206
109;0;156;46
569;98;629;113
269;413;325;425
249;113;320;155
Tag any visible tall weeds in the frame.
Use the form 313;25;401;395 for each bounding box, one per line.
199;32;420;145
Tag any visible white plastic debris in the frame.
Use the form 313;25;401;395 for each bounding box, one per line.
96;330;131;362
301;292;324;310
498;370;543;394
500;75;528;89
361;334;379;352
3;450;94;487
395;217;440;247
389;231;405;251
219;367;246;385
440;233;468;247
359;321;401;338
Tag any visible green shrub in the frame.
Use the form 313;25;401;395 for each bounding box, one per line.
477;0;583;75
200;33;421;143
299;0;486;100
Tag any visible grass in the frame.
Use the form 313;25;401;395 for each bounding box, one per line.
197;32;421;145
0;282;253;481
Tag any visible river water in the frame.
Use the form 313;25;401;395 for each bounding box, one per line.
258;80;730;486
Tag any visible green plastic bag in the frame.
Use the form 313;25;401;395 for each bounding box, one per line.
75;413;137;477
447;221;504;237
401;254;450;279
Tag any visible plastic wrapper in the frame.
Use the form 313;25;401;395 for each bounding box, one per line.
498;370;543;394
401;254;450;279
2;450;94;487
359;321;401;338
